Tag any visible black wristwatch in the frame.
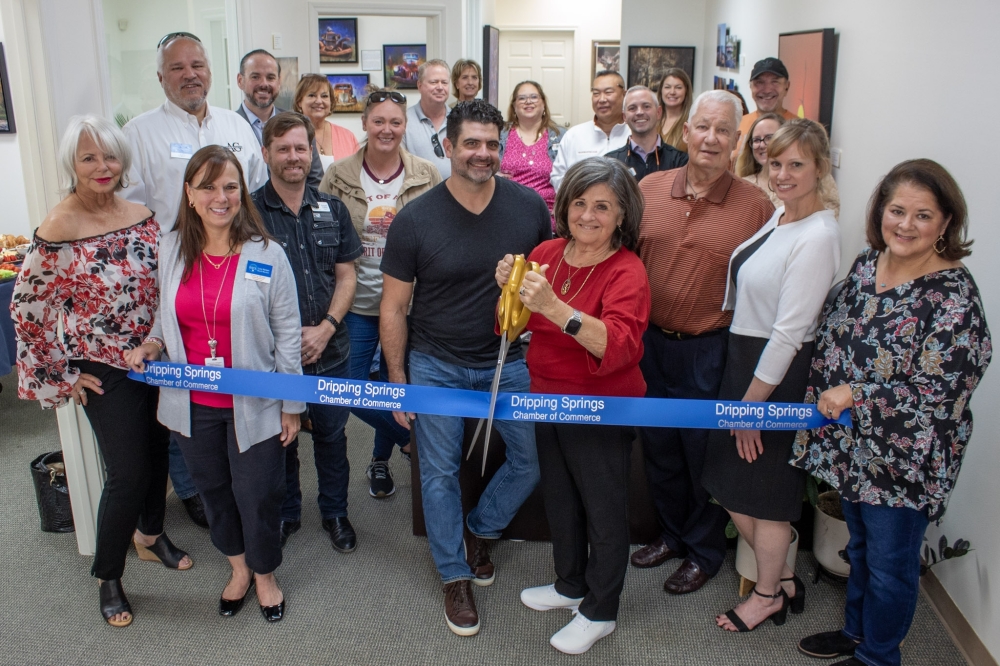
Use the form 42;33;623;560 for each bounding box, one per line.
323;314;340;330
561;310;583;336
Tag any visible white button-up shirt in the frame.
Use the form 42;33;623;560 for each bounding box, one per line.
122;99;268;230
549;119;631;191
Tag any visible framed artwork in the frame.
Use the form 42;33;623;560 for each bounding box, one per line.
778;28;838;133
482;26;500;106
592;41;620;76
274;57;298;111
716;23;727;67
318;18;358;64
383;44;426;89
627;46;695;89
0;44;15;133
327;74;370;113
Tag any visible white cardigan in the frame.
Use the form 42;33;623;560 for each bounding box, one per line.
722;208;841;385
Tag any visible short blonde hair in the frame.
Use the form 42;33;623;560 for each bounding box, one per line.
451;59;482;99
58;115;132;193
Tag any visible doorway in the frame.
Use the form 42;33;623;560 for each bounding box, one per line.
498;30;574;128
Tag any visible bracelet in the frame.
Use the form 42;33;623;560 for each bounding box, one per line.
144;337;164;351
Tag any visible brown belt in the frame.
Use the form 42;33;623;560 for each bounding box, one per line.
657;326;728;341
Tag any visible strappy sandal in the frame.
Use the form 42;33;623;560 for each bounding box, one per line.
134;533;193;570
99;579;133;627
722;586;789;632
782;574;805;614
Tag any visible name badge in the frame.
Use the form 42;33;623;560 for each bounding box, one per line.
245;261;273;283
205;357;225;368
311;201;331;213
170;143;194;159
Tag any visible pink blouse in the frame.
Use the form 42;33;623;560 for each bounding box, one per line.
501;129;555;213
11;217;160;407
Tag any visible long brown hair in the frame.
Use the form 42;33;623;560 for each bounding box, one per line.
504;80;560;141
174;145;270;280
656;68;692;149
735;112;785;178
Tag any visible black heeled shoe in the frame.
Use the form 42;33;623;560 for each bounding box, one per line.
135;533;193;570
721;587;789;632
219;577;255;617
99;579;133;627
260;599;286;623
782;574;805;614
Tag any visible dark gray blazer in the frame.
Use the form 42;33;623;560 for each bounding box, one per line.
235;103;324;188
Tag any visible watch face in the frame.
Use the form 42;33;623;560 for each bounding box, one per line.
565;316;583;335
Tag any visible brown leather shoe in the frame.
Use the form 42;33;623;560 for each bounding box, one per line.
631;537;681;569
464;530;495;586
443;580;480;636
664;559;711;594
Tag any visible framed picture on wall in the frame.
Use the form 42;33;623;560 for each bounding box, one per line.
327;74;370;113
275;57;299;111
627;46;695;89
318;18;358;64
778;28;838;133
0;44;15;133
383;44;426;89
592;41;620;76
482;26;500;106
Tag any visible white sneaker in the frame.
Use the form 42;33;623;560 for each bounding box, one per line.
549;613;616;655
520;584;584;612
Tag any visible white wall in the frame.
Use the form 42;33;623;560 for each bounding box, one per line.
0;8;35;237
624;0;1000;659
493;0;621;125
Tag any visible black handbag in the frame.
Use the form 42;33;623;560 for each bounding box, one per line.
30;451;75;533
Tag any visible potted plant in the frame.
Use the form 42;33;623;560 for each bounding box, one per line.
812;486;850;577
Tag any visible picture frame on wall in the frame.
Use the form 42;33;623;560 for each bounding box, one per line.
275;57;299;111
778;28;838;133
327;74;370;113
0;44;15;133
592;41;620;76
318;18;358;64
627;46;695;89
482;26;500;106
383;44;427;89
361;49;382;72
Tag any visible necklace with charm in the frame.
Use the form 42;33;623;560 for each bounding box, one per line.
200;254;235;364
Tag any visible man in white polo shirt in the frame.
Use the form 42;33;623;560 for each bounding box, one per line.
549;70;630;191
123;32;267;232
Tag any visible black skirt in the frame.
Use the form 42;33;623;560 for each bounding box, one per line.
701;333;811;522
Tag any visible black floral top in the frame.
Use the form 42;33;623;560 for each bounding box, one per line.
791;249;991;519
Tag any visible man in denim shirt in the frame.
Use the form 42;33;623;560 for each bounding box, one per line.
252;112;363;553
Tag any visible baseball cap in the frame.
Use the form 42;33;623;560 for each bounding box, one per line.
750;57;789;80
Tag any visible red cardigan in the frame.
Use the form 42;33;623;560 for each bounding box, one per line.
524;239;650;398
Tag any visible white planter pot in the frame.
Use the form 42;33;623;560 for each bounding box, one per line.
735;527;799;583
813;502;851;577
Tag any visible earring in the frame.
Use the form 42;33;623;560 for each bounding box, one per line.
189;202;195;208
934;234;946;255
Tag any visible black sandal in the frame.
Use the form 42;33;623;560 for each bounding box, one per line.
782;574;805;614
99;579;133;627
722;586;789;632
134;533;193;570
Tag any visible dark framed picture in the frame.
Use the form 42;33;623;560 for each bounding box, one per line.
778;28;838;133
275;57;299;111
592;41;620;76
0;44;15;133
627;46;695;89
318;18;358;64
383;44;426;89
326;74;370;113
482;26;500;106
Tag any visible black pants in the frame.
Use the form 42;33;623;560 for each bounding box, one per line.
74;361;170;581
536;422;632;622
637;328;731;576
175;403;285;574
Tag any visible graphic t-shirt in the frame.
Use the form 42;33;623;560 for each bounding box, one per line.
353;161;405;316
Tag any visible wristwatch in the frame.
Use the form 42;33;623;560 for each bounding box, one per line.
323;314;340;330
561;310;583;336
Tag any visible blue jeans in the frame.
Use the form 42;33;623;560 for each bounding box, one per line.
408;350;539;583
281;358;352;521
840;498;930;666
168;433;198;500
344;311;410;460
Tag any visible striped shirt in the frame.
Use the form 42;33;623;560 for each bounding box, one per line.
637;166;774;335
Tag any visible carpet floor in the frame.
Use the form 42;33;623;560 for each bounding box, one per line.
0;371;966;665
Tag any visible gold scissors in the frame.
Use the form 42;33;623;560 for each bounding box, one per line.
466;254;540;475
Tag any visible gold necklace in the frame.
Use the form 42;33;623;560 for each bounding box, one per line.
202;250;233;270
551;243;610;304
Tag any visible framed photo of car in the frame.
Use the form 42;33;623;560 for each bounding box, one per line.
318;18;358;64
326;74;370;113
383;44;427;89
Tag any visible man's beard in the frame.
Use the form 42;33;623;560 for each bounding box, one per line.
452;158;497;185
247;87;276;110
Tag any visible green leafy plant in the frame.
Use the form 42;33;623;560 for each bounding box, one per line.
114;113;131;128
920;535;972;576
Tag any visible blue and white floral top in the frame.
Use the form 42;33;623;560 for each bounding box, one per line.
791;249;991;519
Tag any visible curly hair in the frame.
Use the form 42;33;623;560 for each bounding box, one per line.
445;99;505;146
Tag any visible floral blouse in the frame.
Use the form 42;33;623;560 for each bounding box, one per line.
791;249;991;519
11;217;160;408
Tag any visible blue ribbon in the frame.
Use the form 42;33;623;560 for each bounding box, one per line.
127;362;851;430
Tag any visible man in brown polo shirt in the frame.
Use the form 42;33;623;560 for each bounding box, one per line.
633;90;774;594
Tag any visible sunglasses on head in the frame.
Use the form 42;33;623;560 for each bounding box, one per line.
367;91;407;105
157;31;201;49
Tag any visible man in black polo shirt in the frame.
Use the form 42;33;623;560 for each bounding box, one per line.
252;112;363;553
606;86;687;181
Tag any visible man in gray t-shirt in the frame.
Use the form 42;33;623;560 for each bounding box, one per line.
403;59;451;178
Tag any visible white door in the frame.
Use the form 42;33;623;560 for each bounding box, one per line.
498;31;574;128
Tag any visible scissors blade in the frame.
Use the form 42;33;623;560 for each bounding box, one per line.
466;418;486;460
481;337;511;475
465;339;506;461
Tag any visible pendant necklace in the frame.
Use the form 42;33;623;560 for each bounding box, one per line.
365;158;401;185
200;254;235;360
550;242;605;304
202;249;232;270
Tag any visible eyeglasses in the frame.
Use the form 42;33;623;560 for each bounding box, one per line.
516;94;540;103
367;91;407;105
157;31;201;49
751;134;774;146
430;133;444;158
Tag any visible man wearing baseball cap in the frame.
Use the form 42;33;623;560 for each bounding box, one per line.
738;57;798;139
